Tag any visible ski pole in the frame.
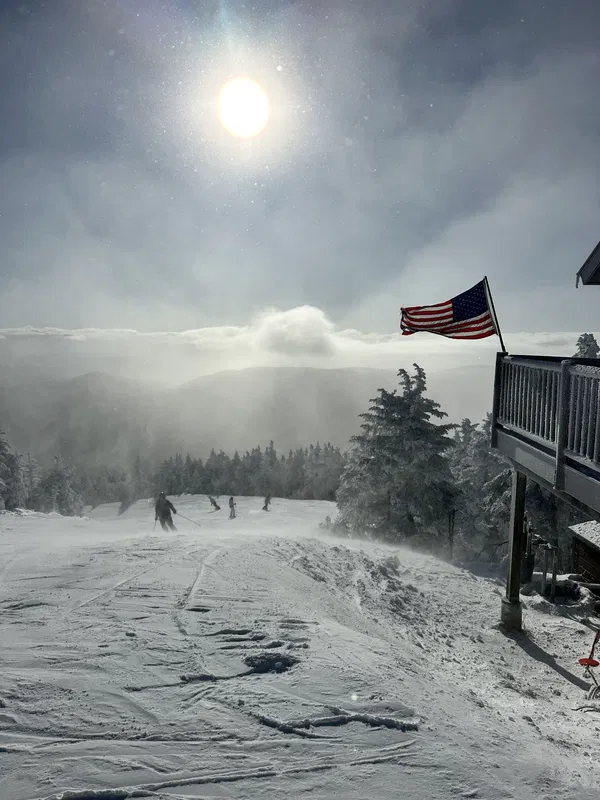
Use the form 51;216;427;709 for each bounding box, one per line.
177;512;201;528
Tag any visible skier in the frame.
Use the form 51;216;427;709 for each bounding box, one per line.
208;495;221;511
229;496;236;519
262;494;271;511
155;491;177;531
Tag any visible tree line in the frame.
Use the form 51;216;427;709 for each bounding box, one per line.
0;434;346;516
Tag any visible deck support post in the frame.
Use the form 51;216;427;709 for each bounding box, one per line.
501;469;527;631
490;351;504;450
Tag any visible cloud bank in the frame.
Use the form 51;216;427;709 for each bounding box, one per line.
0;306;589;387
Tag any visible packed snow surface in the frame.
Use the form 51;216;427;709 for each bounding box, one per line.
1;496;599;800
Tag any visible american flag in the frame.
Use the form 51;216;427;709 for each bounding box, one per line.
400;279;498;340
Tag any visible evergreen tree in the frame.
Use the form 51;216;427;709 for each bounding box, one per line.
315;443;345;501
336;364;456;543
172;453;186;495
23;453;41;507
183;454;194;493
284;448;306;498
302;443;323;499
449;417;584;569
449;415;507;557
32;456;83;516
574;333;600;359
0;430;26;510
257;441;281;496
132;453;151;500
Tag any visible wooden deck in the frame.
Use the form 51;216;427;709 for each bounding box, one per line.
491;353;600;515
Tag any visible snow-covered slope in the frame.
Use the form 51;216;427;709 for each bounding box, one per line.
0;497;598;800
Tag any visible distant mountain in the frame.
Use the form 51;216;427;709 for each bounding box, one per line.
0;364;494;470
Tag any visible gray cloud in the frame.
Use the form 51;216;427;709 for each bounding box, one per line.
0;306;591;385
1;1;599;335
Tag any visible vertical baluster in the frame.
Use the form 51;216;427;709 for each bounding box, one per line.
520;366;527;431
529;368;536;434
593;380;600;463
573;375;583;454
549;371;557;441
541;370;549;439
537;369;543;437
586;377;596;459
507;362;513;422
510;363;517;425
581;376;590;457
531;368;537;434
516;365;523;429
555;370;560;441
528;367;534;434
537;370;545;438
545;370;553;440
522;367;531;431
504;362;510;423
533;369;542;436
546;370;552;438
567;373;577;452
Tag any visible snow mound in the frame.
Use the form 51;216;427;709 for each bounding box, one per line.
288;539;428;627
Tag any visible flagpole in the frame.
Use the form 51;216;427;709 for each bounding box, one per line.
484;276;507;354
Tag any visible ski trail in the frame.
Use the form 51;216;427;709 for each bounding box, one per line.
67;564;160;611
0;556;19;591
32;748;417;800
181;547;222;608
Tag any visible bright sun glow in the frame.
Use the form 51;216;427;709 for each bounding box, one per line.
217;77;270;138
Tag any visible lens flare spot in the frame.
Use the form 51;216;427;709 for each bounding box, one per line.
217;77;270;138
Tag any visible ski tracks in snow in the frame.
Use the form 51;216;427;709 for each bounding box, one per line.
4;497;599;800
178;546;223;609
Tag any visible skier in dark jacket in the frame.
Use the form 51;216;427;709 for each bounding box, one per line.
229;496;236;519
208;495;221;511
262;494;271;511
155;492;177;531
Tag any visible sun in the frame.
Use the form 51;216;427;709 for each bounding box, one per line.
217;77;270;138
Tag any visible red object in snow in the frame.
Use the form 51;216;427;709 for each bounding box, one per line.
579;630;600;670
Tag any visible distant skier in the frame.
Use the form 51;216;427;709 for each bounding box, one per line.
262;494;271;512
229;496;236;519
208;495;221;511
155;491;177;531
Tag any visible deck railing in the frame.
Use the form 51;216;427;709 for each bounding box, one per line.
492;354;600;489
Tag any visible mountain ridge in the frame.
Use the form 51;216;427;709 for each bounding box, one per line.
0;364;493;469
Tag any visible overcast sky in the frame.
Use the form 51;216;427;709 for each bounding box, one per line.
1;0;600;338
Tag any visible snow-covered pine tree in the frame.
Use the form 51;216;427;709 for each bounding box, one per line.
0;430;26;510
23;452;41;507
318;443;345;501
254;441;278;496
336;364;456;544
188;457;206;495
32;456;83;516
284;448;306;498
132;453;151;500
574;332;600;359
450;415;507;557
